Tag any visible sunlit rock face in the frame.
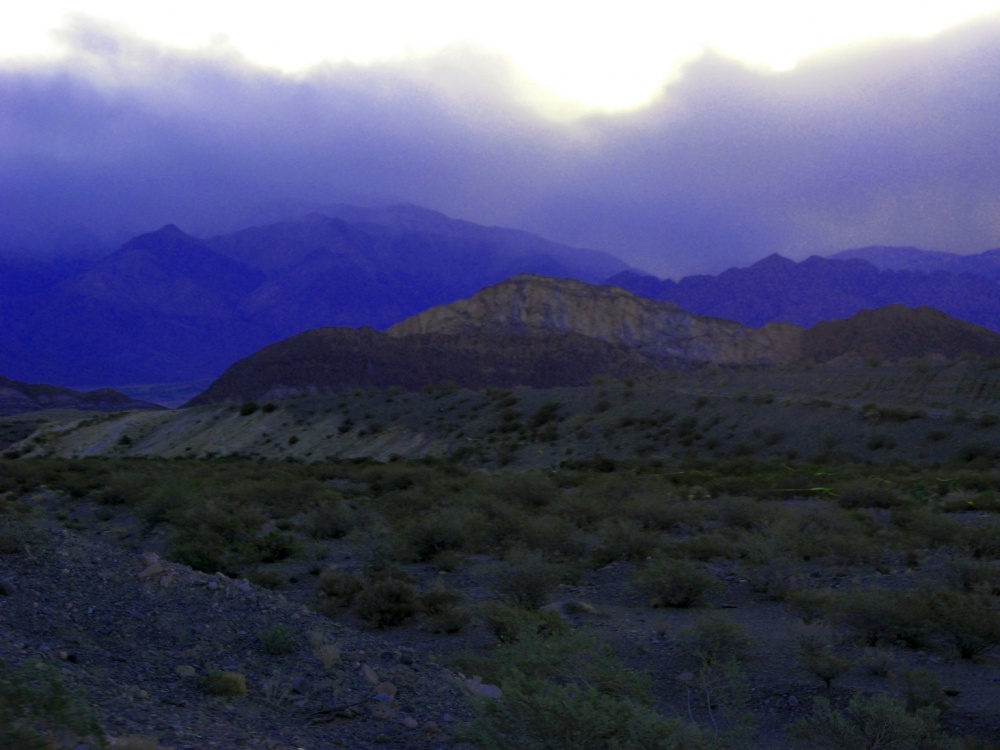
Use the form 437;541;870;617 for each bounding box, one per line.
388;274;804;366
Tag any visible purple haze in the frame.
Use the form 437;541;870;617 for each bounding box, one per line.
2;15;999;277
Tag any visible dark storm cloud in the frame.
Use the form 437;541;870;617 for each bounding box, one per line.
2;15;1000;276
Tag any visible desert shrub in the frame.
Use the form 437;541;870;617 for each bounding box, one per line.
518;515;588;558
680;616;753;666
863;404;926;424
201;670;247;697
866;432;896;451
891;507;962;548
316;565;364;607
480;603;567;644
493;558;556;611
421;584;463;614
944;558;1000;595
935;591;1000;659
900;668;951;714
353;578;422;628
590;519;658;566
254;530;300;563
302;499;355;539
0;660;106;750
634;559;717;608
621;492;691;531
0;519;42;555
239;401;259;416
835;479;903;509
832;588;932;648
788;694;956;750
463;628;701;750
401;509;477;562
246;569;287;590
258;624;298;655
797;627;851;690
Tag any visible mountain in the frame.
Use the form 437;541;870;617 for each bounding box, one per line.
830;246;1000;279
388;275;802;367
190;275;1000;404
608;254;1000;331
0;375;162;416
0;207;631;387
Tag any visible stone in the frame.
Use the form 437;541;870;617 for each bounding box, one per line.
175;665;196;677
374;681;397;699
474;683;502;700
402;716;419;729
362;663;379;684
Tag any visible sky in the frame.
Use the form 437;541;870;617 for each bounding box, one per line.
2;2;1000;277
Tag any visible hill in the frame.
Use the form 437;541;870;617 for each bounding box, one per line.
187;276;1000;405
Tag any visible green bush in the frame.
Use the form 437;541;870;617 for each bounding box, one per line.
353;579;422;628
835;479;903;509
316;565;364;607
680;617;753;666
493;559;556;611
634;559;717;608
0;660;106;750
258;624;298;655
201;669;247;697
788;694;957;750
463;628;702;750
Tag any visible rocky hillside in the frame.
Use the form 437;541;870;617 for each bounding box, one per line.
186;276;1000;405
188;326;660;405
388;275;803;367
802;305;1000;363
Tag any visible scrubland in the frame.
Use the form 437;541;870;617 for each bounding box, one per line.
2;360;999;748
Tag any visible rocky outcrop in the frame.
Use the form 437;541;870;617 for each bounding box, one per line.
388;275;804;367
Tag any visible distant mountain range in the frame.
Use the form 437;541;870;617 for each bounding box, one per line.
190;275;1000;403
609;250;1000;330
829;245;1000;278
0;206;628;387
0;375;160;416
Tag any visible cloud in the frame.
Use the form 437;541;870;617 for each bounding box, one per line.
2;15;1000;276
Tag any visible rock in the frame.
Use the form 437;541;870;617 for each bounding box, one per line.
473;683;502;700
402;716;419;729
362;663;379;684
175;665;196;677
374;681;397;699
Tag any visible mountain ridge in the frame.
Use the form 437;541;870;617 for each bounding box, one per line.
189;275;1000;404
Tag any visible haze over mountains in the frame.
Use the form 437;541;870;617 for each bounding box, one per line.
0;206;627;387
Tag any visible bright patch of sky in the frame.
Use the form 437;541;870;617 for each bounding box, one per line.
4;1;1000;111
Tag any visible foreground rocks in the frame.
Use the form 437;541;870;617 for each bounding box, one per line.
0;526;477;749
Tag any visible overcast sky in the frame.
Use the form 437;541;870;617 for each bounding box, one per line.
2;4;1000;277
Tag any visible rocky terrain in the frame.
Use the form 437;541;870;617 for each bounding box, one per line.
0;494;480;749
